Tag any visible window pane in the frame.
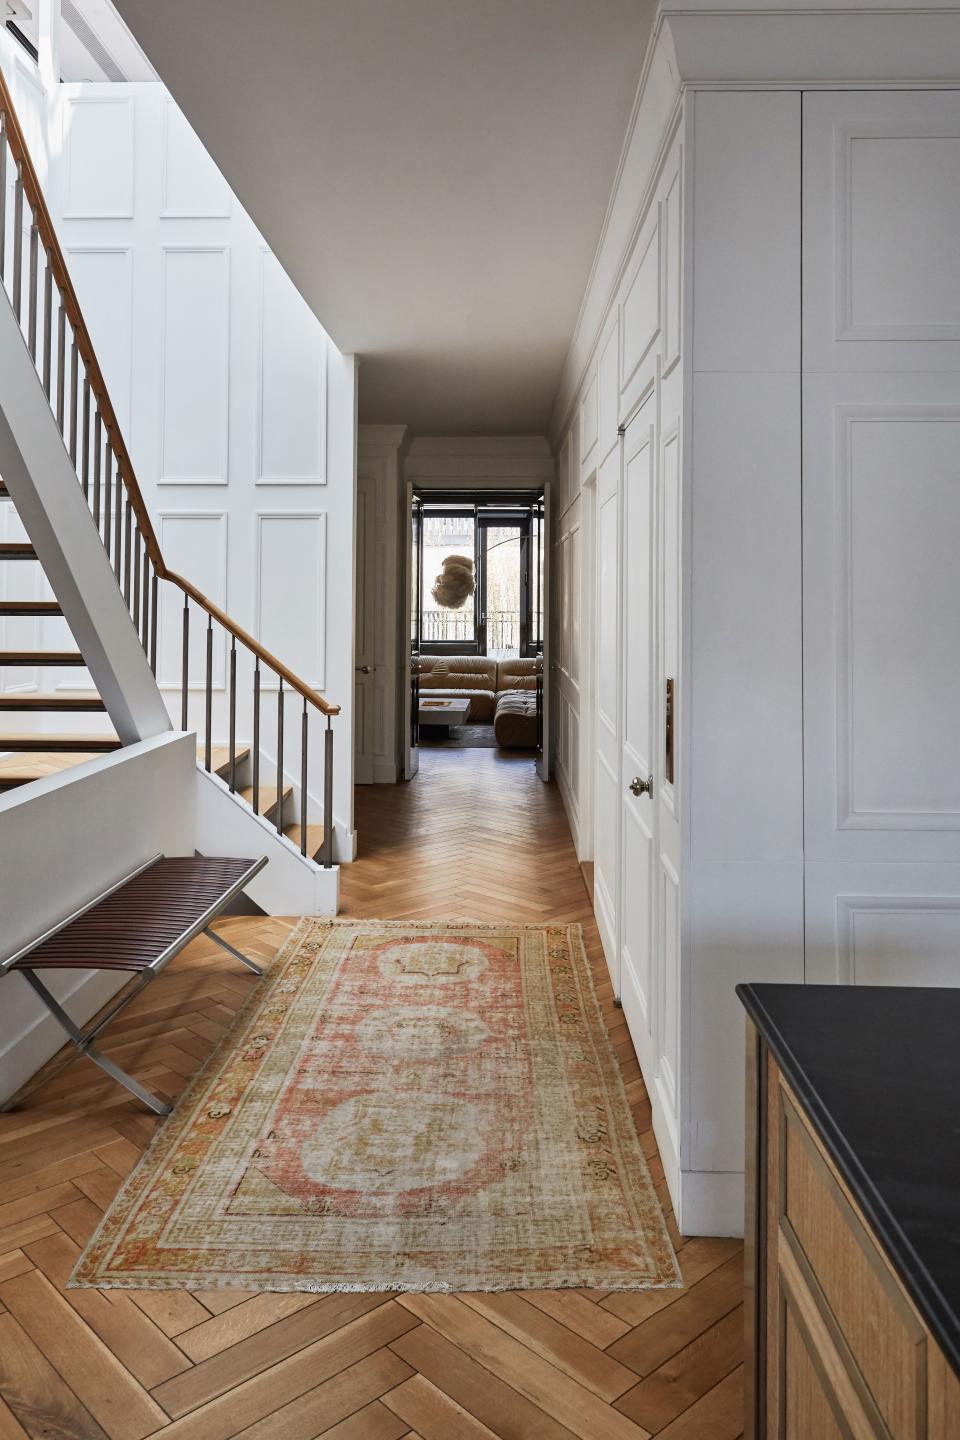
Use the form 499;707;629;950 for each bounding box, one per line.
485;525;522;659
422;513;476;646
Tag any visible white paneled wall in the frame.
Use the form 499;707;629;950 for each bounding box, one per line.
0;42;358;851
548;8;960;1235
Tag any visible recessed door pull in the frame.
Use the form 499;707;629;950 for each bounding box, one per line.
629;775;653;797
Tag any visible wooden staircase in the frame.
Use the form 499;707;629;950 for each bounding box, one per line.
0;492;120;788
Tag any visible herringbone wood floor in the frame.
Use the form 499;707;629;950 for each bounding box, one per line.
0;748;744;1440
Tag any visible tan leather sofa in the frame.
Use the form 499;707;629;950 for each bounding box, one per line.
418;656;498;721
418;656;539;741
496;657;538;693
494;657;539;746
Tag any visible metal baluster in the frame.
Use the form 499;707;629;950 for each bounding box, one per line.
276;681;284;835
69;338;78;465
204;614;213;772
252;659;260;816
323;718;334;868
27;220;37;360
56;301;65;430
103;444;113;560
113;458;123;581
0;112;7;280
181;595;190;730
228;636;237;792
92;412;102;533
81;379;90;498
42;249;53;394
150;571;158;675
12;162;23;321
141;549;150;652
300;700;308;856
132;526;141;627
123;502;132;605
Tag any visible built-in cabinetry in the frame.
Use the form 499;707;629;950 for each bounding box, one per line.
741;983;960;1439
549;2;960;1235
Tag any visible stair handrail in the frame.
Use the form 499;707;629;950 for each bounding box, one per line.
0;69;340;724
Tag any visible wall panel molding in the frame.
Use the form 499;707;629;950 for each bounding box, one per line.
254;511;326;690
63;95;134;219
156;510;228;690
158;246;231;485
256;249;327;486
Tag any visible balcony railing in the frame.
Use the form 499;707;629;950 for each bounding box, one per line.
422;608;521;652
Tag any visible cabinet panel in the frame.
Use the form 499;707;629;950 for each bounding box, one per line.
782;1298;847;1440
782;1092;926;1440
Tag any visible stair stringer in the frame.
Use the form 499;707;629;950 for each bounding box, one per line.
195;766;339;916
0;289;169;744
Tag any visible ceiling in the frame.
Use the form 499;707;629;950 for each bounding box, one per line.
112;0;654;435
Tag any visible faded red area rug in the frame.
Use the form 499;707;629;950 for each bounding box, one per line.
70;920;680;1294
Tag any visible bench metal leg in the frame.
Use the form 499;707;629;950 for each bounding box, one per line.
3;970;172;1116
204;925;263;975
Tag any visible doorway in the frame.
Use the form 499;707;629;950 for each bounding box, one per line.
405;489;546;768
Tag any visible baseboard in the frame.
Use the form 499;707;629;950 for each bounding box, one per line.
677;1169;745;1237
373;760;398;784
0;968;127;1106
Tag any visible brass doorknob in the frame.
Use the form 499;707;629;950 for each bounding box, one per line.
629;775;653;797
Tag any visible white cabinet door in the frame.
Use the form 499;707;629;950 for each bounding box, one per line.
803;91;960;978
593;443;622;983
353;474;375;785
618;412;657;1070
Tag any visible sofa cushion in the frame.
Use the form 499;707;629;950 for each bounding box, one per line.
496;657;539;693
494;690;538;747
420;656;497;689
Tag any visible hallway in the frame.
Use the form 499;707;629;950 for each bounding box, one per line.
0;751;744;1440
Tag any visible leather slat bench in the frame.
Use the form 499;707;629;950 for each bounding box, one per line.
0;853;267;1115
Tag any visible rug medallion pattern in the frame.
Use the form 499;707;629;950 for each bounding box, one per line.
71;920;680;1293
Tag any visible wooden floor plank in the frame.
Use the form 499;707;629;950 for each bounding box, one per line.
226;1345;412;1440
396;1294;651;1440
0;1310;111;1440
0;1271;168;1439
614;1306;744;1431
382;1372;503;1438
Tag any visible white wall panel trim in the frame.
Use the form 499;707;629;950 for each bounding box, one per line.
156;510;228;691
158;245;231;486
835;118;960;343
254;510;327;690
834;403;960;830
255;248;328;486
62;95;135;219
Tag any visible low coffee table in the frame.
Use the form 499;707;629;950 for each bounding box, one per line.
418;696;472;734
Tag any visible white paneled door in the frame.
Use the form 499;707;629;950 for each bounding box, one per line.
618;409;657;1074
354;475;375;784
803;90;960;981
593;442;622;982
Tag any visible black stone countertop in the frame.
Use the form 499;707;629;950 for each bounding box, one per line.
737;983;960;1381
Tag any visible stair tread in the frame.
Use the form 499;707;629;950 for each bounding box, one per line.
0;733;120;751
0;751;99;785
238;783;293;817
200;744;251;780
0;694;105;710
0;601;62;615
0;652;86;666
283;822;326;860
0;543;37;559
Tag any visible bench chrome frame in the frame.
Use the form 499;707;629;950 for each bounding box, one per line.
2;854;268;1116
